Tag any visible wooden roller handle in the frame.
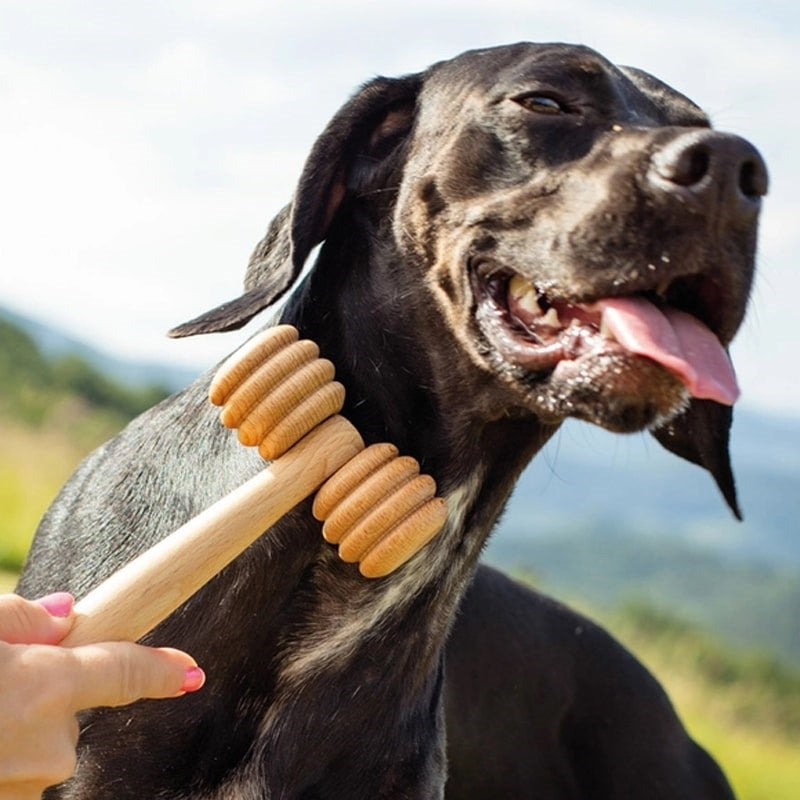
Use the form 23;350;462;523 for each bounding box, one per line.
61;415;363;647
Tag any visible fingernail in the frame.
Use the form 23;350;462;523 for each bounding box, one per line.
181;666;206;693
36;592;75;618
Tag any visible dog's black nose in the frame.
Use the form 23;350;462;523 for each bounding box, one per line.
649;131;768;218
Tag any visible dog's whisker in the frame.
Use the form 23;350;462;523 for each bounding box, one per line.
356;186;401;199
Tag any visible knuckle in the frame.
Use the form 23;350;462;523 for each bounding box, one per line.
113;651;140;705
113;645;168;705
3;595;34;640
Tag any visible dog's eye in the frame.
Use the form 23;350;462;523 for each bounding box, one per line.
513;94;566;115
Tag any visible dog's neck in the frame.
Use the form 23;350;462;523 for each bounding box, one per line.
277;217;557;643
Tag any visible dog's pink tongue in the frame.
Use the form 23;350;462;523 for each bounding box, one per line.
596;297;739;405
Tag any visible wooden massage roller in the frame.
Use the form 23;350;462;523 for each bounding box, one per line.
62;325;447;647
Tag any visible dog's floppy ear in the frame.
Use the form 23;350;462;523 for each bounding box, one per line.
652;399;741;519
169;73;423;338
169;204;293;337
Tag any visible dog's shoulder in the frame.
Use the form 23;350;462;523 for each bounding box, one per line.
445;564;734;799
17;376;260;598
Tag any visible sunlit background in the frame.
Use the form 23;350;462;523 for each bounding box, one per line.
1;2;798;798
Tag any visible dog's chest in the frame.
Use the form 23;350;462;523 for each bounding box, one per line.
184;474;487;800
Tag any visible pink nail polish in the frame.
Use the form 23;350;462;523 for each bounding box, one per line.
181;667;206;693
36;592;75;618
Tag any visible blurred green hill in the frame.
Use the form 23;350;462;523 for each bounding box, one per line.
0;315;169;429
0;315;170;572
602;600;800;800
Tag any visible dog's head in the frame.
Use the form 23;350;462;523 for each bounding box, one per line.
173;43;767;517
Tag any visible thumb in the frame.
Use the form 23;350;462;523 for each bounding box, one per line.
66;643;205;712
0;593;75;644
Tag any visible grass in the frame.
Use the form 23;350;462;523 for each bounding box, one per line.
636;658;800;799
0;425;76;570
0;406;124;572
683;708;800;800
606;602;800;800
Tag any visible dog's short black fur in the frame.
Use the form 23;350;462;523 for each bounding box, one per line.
18;42;766;798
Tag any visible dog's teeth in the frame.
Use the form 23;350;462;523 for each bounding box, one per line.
508;274;541;316
508;274;530;299
600;314;617;341
540;308;561;327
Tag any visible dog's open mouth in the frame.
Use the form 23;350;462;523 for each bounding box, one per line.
474;266;739;406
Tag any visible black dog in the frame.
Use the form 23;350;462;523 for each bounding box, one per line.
19;42;766;798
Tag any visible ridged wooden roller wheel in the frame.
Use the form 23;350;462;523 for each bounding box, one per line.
209;325;448;577
313;444;448;578
209;326;347;461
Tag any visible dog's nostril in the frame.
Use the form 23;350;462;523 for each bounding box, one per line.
739;158;768;199
659;143;710;187
683;146;710;186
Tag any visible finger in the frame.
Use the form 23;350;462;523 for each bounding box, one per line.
65;643;205;712
0;594;74;645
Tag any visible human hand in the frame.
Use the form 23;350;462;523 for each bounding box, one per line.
0;593;204;800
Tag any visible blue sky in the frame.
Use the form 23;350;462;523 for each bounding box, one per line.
1;1;797;416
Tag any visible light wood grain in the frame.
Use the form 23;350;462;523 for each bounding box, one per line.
62;415;363;647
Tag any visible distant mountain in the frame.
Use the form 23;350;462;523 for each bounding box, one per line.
484;408;800;663
492;408;799;566
486;525;800;664
0;305;198;392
